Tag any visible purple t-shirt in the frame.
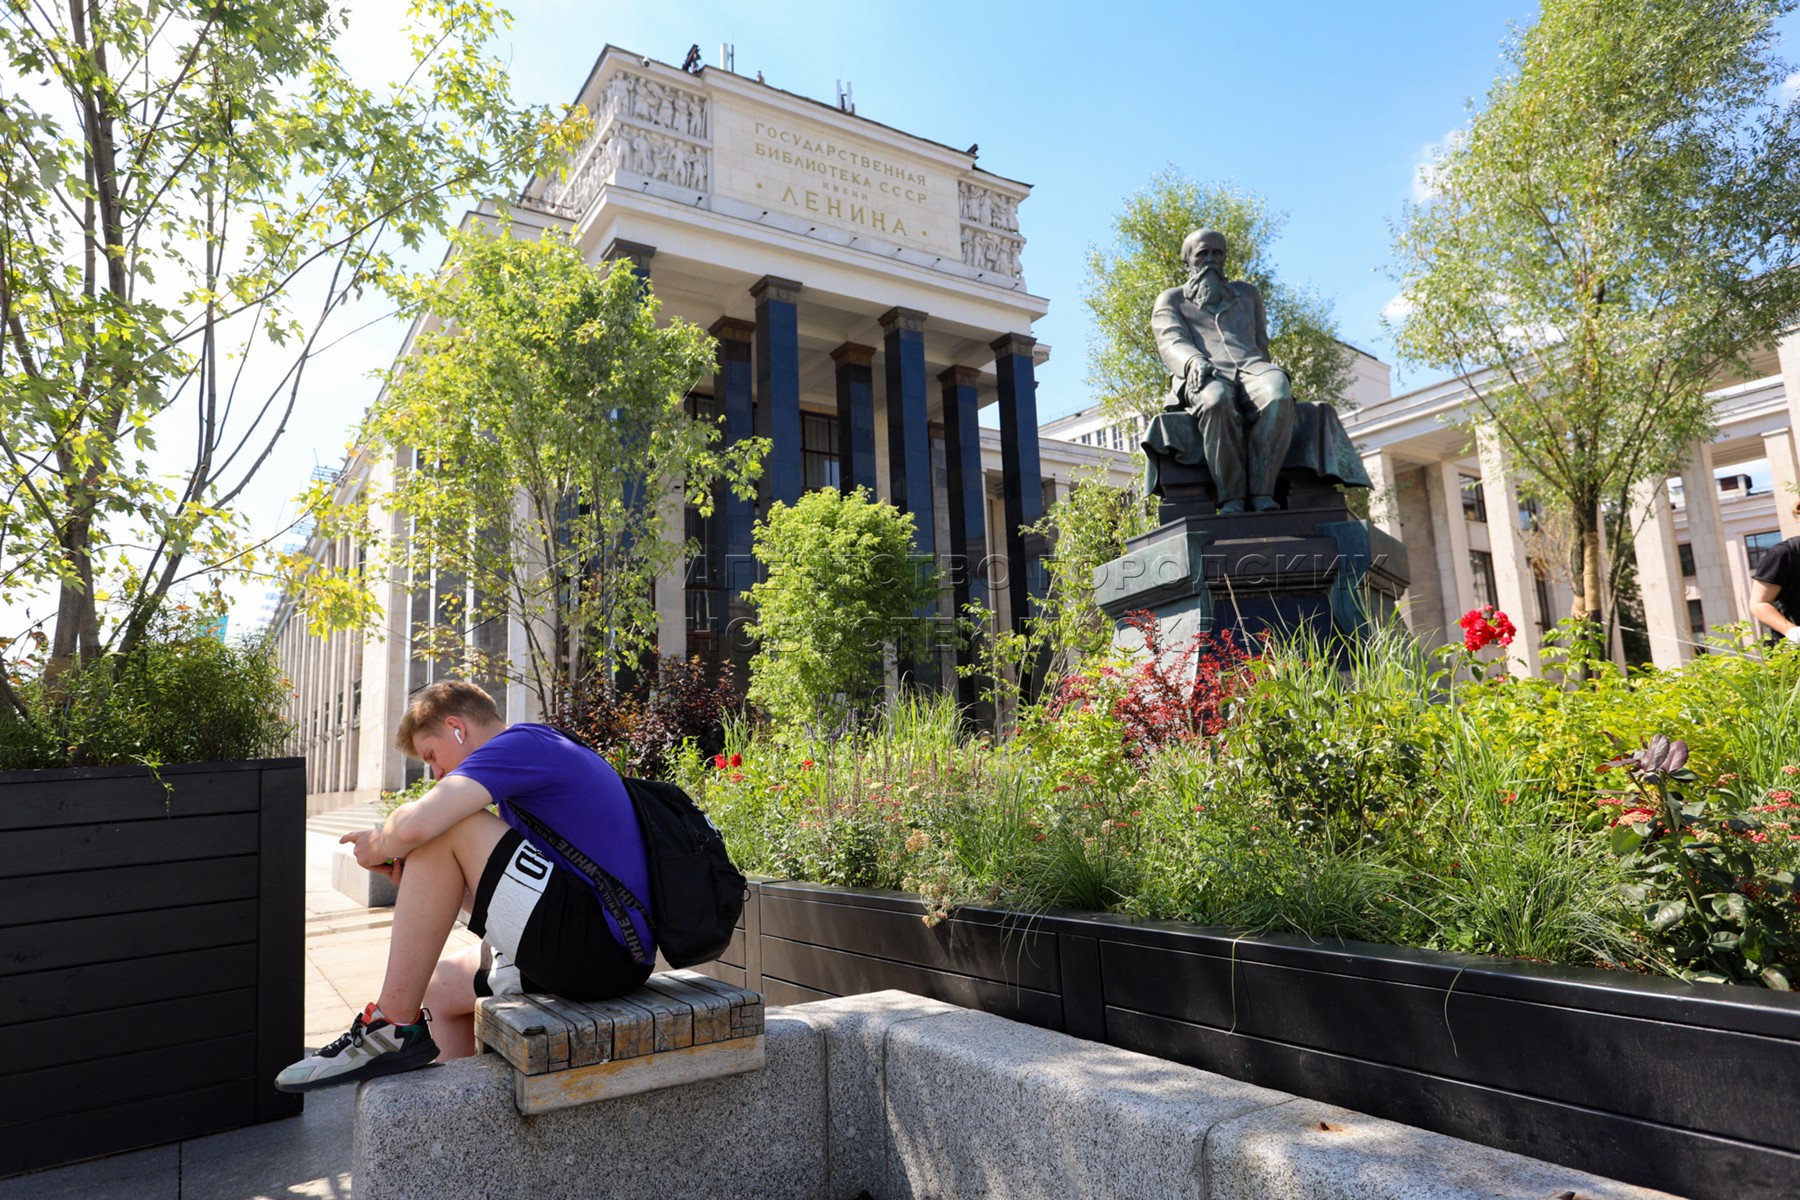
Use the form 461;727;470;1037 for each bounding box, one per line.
449;724;654;957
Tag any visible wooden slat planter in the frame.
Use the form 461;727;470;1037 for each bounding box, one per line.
0;759;305;1179
693;878;1800;1200
474;971;765;1114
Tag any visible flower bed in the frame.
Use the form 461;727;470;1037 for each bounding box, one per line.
683;622;1800;992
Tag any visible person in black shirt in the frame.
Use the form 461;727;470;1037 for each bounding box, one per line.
1749;504;1800;646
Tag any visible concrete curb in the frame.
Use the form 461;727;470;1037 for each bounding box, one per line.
351;992;1682;1200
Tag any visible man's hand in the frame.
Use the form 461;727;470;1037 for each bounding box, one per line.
341;828;403;884
1185;357;1213;398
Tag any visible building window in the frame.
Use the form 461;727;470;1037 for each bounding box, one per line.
1745;531;1782;571
1677;542;1696;578
1518;496;1540;532
1470;550;1497;610
801;412;840;492
1532;561;1554;632
1460;475;1487;523
1688;599;1707;645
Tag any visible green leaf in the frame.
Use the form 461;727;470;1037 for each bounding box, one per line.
1648;900;1687;933
1610;824;1646;856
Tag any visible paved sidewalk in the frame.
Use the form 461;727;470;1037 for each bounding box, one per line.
0;808;478;1200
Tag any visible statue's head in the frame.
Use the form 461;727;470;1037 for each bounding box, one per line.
1181;228;1229;278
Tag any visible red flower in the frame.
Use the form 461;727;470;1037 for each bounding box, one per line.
801;759;814;771
729;772;746;783
1459;605;1517;653
729;753;742;768
713;754;727;770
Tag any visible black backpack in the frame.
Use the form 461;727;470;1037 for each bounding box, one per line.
510;776;747;969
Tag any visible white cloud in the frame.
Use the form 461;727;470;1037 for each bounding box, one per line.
1410;128;1466;204
1780;70;1800;107
1380;291;1414;326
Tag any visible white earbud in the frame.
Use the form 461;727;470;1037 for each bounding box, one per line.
453;727;465;744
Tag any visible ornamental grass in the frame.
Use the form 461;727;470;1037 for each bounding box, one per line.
677;616;1800;989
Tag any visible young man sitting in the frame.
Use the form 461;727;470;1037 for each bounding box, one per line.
275;679;654;1091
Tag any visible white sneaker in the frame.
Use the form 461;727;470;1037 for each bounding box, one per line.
275;1003;438;1092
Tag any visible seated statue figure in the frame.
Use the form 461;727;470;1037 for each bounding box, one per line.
1147;228;1296;513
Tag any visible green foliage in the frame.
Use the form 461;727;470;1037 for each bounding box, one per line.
1599;735;1799;987
1390;0;1800;628
696;622;1800;990
554;652;741;780
296;228;762;715
0;605;289;769
1082;169;1355;422
745;487;939;736
0;0;584;703
959;466;1158;724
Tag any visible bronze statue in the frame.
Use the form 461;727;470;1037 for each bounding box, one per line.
1149;229;1296;513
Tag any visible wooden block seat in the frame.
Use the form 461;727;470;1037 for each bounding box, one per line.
473;970;765;1114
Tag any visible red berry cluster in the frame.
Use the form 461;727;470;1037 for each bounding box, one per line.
1458;605;1517;654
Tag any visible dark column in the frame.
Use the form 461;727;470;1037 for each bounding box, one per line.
752;276;803;512
710;317;758;687
993;333;1047;643
601;238;656;284
600;239;655;686
832;342;878;496
940;365;991;721
883;307;937;689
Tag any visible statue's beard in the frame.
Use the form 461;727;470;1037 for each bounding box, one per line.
1187;264;1228;303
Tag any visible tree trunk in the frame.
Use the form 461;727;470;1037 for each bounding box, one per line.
1569;498;1607;671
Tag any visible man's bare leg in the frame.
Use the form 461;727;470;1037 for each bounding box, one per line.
375;809;509;1023
424;944;483;1060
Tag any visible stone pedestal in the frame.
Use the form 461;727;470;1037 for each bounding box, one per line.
1094;507;1408;655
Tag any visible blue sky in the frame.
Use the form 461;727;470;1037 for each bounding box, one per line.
220;0;1793;622
469;0;1548;419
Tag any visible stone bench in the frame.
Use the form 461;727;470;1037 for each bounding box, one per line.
356;991;1677;1200
472;971;764;1114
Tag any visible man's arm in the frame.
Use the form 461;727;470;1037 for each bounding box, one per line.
343;774;497;871
1749;579;1800;641
1151;287;1208;385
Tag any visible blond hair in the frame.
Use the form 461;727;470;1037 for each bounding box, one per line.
397;679;501;757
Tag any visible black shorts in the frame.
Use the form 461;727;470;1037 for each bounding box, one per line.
467;828;651;1001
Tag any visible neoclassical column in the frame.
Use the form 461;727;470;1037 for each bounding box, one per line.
1425;459;1477;647
710;318;758;684
752;276;804;511
1680;441;1739;631
992;333;1047;639
1628;472;1690;669
1360;449;1404;540
940;365;991;715
831;342;878;495
1359;448;1412;631
1780;328;1800;450
1475;426;1541;675
601;237;656;283
882;307;937;687
1764;429;1800;539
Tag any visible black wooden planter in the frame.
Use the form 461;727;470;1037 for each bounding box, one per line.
0;759;306;1178
696;879;1800;1200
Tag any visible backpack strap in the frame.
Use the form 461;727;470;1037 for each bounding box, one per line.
509;805;653;967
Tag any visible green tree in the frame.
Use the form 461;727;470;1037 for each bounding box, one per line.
0;0;582;710
1390;0;1800;641
745;487;939;734
294;226;763;717
1083;170;1355;422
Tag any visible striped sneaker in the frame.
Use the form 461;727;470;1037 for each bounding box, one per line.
275;1003;438;1092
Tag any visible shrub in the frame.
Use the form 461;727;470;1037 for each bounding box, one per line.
745;487;939;735
553;653;741;780
0;606;289;769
